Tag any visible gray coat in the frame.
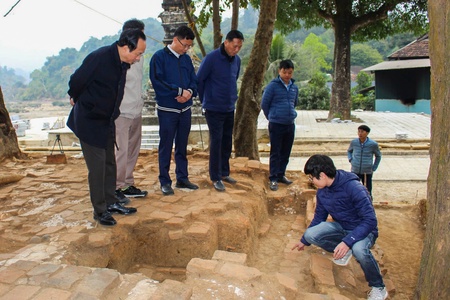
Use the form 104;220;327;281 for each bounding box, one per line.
347;137;381;174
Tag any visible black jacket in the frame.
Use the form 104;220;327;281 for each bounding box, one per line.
67;42;130;148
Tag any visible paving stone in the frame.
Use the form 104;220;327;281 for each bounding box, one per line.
31;287;72;300
212;250;247;265
43;265;91;289
87;231;111;248
186;258;218;277
218;262;262;281
168;230;183;240
124;279;159;300
149;279;192;300
0;284;40;300
276;272;298;293
74;268;120;297
186;222;211;237
310;253;335;286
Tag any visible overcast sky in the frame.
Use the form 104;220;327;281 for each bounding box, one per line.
0;0;164;72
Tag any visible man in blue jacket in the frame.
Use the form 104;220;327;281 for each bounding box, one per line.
67;29;146;226
197;30;244;192
149;25;198;196
292;155;387;300
261;59;298;191
347;125;382;199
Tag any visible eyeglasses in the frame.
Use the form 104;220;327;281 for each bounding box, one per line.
177;37;193;49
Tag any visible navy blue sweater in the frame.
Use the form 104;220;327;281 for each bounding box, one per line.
301;170;378;248
67;42;129;148
197;44;241;113
261;76;298;125
149;47;197;111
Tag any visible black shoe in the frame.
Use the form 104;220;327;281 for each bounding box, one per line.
269;180;278;191
176;180;199;190
222;176;237;184
161;184;174;195
279;176;293;185
115;189;130;205
213;180;225;191
93;211;117;226
107;202;137;215
122;185;148;198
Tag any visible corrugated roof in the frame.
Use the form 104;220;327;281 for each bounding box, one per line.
362;58;430;72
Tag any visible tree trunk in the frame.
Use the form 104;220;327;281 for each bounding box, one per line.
231;0;240;30
213;0;222;48
233;0;278;159
0;87;28;161
414;1;450;299
328;2;352;121
181;0;207;57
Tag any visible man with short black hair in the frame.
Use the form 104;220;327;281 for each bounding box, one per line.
149;25;198;196
197;30;244;192
292;154;388;300
67;29;146;226
347;125;381;199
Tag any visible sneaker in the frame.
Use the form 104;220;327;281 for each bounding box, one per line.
367;287;388;300
122;185;148;198
333;250;352;266
115;189;130;204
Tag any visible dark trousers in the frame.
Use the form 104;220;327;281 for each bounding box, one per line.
80;134;117;215
157;109;191;186
356;173;373;197
268;122;295;181
205;110;234;181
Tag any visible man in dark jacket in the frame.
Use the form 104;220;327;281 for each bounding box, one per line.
347;125;382;199
261;59;299;191
197;30;244;192
67;29;146;226
149;25;198;196
292;155;387;300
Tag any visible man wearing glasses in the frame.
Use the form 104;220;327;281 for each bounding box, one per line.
292;154;388;300
149;25;198;196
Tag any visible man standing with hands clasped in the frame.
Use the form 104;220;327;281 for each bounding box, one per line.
292;154;388;300
149;25;198;196
67;29;146;226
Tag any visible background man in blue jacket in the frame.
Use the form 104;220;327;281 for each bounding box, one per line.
67;29;146;226
261;59;299;191
347;125;382;199
292;155;388;300
149;25;198;196
197;30;244;192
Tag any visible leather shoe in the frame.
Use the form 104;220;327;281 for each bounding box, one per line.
222;176;237;184
279;176;293;185
161;184;174;195
107;202;137;215
213;180;225;191
176;180;199;190
269;180;278;191
93;211;117;226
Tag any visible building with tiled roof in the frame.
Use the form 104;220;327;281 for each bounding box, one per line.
362;34;430;114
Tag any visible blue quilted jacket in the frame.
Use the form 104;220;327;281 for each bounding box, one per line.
261;76;298;125
347;137;382;174
301;170;378;248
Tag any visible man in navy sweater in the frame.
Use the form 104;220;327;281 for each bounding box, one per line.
149;25;198;196
261;59;299;191
67;29;146;226
292;155;388;300
197;30;244;192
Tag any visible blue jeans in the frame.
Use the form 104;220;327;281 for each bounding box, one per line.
303;221;385;288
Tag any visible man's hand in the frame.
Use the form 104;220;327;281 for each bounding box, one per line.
70;98;75;106
333;242;350;259
291;242;305;252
